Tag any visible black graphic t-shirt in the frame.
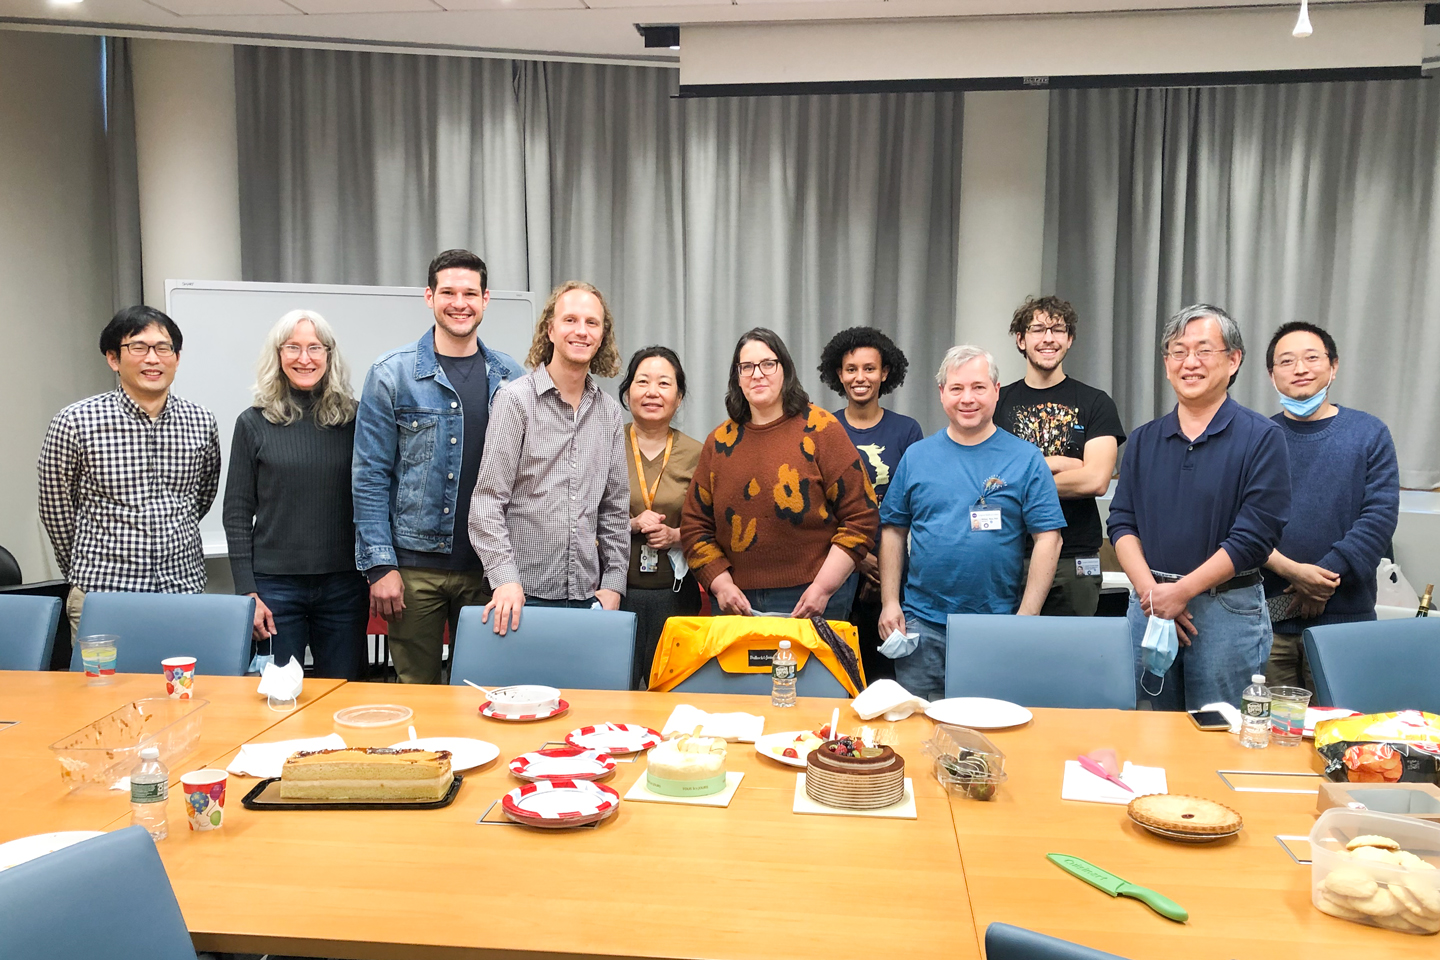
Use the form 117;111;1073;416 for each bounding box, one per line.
995;377;1125;557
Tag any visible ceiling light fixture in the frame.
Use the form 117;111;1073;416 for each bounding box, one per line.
1293;0;1313;38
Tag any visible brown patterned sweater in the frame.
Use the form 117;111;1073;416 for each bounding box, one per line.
680;404;879;591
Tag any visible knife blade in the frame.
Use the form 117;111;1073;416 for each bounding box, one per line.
1047;853;1189;923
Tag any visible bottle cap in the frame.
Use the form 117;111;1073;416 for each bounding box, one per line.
778;640;791;649
1252;675;1266;683
139;746;160;760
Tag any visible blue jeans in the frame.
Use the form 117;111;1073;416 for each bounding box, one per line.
891;615;947;702
253;572;369;680
1127;584;1272;711
743;573;858;622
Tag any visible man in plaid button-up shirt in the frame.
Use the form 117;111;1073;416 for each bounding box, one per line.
38;306;221;635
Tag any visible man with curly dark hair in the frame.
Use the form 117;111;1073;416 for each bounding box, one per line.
995;296;1126;617
818;326;924;681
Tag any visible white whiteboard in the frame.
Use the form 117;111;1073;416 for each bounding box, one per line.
165;279;536;556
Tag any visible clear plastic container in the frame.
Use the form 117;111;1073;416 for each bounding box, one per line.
1309;807;1440;936
50;697;208;794
921;723;1008;801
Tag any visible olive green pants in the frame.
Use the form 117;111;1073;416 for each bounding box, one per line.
385;567;492;684
1022;556;1101;617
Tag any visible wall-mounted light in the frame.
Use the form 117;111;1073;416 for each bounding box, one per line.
1293;0;1313;37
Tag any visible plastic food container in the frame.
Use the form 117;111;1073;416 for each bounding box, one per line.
1309;807;1440;935
49;698;208;793
921;723;1008;801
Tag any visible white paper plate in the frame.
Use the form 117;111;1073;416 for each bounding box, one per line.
0;832;106;871
565;722;662;755
925;697;1033;729
387;737;499;772
509;747;616;782
754;730;824;769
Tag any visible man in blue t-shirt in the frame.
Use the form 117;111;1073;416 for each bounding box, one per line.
879;345;1065;700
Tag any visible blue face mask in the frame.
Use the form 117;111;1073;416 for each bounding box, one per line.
1277;384;1328;418
1139;593;1178;698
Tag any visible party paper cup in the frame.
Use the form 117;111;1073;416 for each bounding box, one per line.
162;657;197;699
180;769;227;830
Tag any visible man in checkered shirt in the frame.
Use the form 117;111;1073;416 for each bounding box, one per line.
38;306;221;637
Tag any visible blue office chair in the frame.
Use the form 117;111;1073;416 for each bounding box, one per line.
944;614;1136;709
985;923;1132;960
0;825;197;960
1303;619;1440;714
0;594;61;670
672;655;851;697
449;606;636;691
69;592;255;676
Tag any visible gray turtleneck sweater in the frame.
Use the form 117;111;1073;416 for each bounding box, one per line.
222;394;358;595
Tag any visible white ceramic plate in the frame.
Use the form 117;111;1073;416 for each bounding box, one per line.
386;737;499;772
925;697;1033;729
754;730;824;768
0;831;106;871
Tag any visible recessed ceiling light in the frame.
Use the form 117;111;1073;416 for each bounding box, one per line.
51;0;85;5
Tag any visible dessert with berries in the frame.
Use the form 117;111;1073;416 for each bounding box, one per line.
804;735;905;809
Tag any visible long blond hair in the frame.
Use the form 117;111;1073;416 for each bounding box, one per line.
253;310;357;427
525;281;621;378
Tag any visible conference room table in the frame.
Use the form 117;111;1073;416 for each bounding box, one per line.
4;674;1437;959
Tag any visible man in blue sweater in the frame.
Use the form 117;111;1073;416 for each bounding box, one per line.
1260;322;1400;690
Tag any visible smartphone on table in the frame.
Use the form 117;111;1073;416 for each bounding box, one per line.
1188;709;1231;731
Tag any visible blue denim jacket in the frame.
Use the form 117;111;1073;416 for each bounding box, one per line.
352;328;524;571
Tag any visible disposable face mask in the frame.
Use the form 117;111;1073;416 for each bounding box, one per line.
1277;384;1328;418
878;628;920;659
667;547;689;592
1139;593;1177;698
248;632;275;675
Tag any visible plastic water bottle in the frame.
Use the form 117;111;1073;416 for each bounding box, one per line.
1240;674;1271;749
130;746;169;840
771;640;797;707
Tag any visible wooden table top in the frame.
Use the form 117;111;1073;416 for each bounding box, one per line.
141;683;977;960
949;709;1435;959
0;671;344;844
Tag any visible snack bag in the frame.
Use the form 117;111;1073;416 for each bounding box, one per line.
1314;711;1440;785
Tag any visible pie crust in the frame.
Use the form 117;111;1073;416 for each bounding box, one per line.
1128;794;1243;835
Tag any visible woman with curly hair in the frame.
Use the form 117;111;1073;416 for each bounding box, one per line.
818;327;924;680
680;328;879;620
223;309;367;678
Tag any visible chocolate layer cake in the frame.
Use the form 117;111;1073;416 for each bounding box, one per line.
805;738;905;810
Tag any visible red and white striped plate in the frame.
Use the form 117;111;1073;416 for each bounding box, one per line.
502;778;620;826
509;747;617;782
480;699;570;722
565;722;663;755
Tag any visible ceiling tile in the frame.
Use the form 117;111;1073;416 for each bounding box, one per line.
434;0;587;10
285;0;443;11
142;0;302;15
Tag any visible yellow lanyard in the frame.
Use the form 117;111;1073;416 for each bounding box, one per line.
629;425;674;513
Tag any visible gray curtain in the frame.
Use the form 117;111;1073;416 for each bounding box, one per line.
234;47;963;434
1043;81;1440;489
103;37;143;311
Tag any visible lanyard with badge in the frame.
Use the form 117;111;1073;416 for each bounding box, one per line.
629;425;674;574
970;476;1006;532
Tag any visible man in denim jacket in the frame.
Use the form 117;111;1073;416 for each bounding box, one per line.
352;250;524;683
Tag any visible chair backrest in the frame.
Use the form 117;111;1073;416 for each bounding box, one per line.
672;655;851;697
1303;619;1440;714
0;595;61;670
449;606;636;690
0;543;22;587
985;923;1131;960
0;825;198;960
70;592;256;676
944;614;1136;709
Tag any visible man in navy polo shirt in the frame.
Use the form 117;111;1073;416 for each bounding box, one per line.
1108;304;1291;711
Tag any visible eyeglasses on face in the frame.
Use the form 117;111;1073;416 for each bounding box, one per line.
737;359;780;378
281;344;330;359
1164;346;1224;363
121;340;176;358
1026;323;1069;336
1273;352;1328;371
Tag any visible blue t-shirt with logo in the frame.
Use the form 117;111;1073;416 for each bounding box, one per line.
834;408;925;503
880;427;1066;624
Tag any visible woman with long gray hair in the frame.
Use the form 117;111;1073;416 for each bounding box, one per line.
222;309;368;679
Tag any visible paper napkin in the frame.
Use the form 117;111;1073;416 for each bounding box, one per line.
226;733;346;779
851;678;929;722
1061;760;1167;805
661;704;765;742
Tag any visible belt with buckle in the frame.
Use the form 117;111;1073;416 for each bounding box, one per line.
1150;569;1262;596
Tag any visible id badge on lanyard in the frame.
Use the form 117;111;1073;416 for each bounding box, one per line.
971;475;1006;532
631;426;674;576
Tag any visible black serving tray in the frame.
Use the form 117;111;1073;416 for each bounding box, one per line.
241;774;463;810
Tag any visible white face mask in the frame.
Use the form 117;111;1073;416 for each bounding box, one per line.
878;628;920;659
248;633;275;675
667;547;689;591
1139;592;1178;697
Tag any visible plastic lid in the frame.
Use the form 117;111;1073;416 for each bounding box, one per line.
139;746;159;760
778;640;791;648
1252;674;1267;683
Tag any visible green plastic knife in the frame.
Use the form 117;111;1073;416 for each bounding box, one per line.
1047;853;1189;923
